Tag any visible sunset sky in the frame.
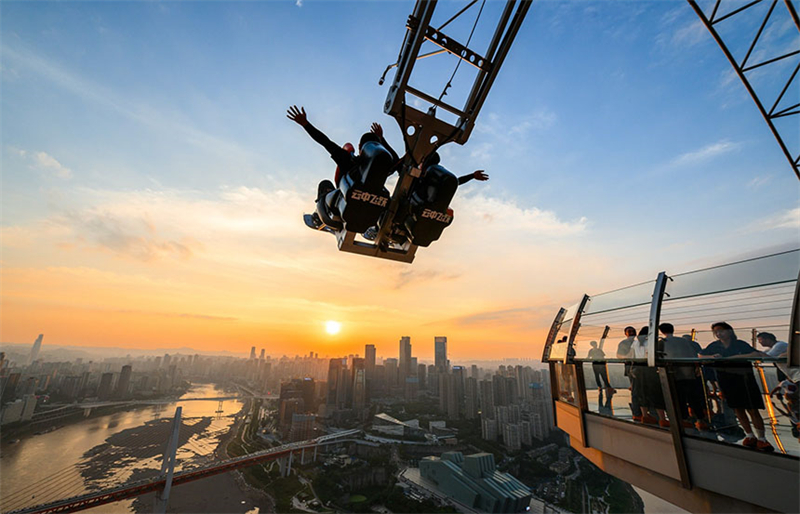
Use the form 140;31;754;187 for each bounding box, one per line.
2;1;798;361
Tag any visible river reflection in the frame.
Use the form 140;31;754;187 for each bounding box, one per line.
0;383;245;513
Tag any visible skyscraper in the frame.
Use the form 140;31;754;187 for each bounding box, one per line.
28;334;43;365
97;372;114;400
326;358;345;409
398;336;412;380
364;344;376;376
465;377;479;419
434;336;448;372
116;365;132;398
351;358;366;409
249;346;257;360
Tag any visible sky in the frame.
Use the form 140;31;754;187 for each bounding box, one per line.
2;0;798;361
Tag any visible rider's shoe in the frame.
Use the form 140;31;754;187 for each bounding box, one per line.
310;212;324;229
363;226;378;241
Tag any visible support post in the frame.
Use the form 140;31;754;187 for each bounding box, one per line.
154;406;182;514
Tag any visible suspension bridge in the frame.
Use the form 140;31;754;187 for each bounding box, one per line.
2;404;361;514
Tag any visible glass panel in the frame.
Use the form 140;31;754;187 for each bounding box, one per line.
667;249;799;300
547;301;581;362
582;362;635;420
554;363;579;406
583;281;655;315
659;282;794;363
671;361;799;458
572;304;650;362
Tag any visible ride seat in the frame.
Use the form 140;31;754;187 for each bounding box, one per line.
334;141;393;233
403;163;457;247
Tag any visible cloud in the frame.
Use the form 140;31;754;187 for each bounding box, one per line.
671;139;740;166
393;268;461;290
34;151;73;179
747;175;772;189
60;209;197;261
671;19;706;48
455;194;588;236
295;0;303;6
747;207;800;231
7;147;73;179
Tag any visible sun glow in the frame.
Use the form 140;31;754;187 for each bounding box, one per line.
325;320;341;335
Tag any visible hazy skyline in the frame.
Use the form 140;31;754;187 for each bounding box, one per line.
2;1;798;359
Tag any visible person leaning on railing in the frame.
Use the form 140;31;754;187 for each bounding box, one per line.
698;321;774;452
658;323;709;431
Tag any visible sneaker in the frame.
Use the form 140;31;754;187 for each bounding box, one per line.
363;226;378;241
756;440;774;452
641;415;659;425
310;212;324;229
632;415;643;423
695;420;709;431
659;419;671;428
742;436;757;448
606;387;616;394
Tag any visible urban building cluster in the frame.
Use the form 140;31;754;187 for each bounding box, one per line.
312;336;555;450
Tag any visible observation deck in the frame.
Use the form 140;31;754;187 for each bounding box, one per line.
542;250;800;513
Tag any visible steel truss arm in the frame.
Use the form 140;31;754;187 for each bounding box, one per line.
688;0;800;179
384;0;531;163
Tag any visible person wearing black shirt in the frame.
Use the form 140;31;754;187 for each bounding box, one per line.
699;322;773;451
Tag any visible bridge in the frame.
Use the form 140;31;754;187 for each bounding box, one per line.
28;394;277;424
3;417;361;514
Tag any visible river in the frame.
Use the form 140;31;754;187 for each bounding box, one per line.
0;383;266;513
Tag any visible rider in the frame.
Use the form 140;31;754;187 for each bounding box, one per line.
363;123;489;240
287;105;400;226
370;122;489;186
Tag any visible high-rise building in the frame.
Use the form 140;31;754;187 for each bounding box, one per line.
28;334;43;365
465;377;479;419
290;413;316;441
503;423;522;451
364;344;376;377
384;358;399;389
259;349;265;361
116;365;132;398
480;380;495;418
326;358;345;409
417;363;427;389
439;374;459;420
481;417;498;441
249;347;257;360
351;358;366;409
404;376;419;401
398;336;412;380
97;372;114;400
434;336;448;371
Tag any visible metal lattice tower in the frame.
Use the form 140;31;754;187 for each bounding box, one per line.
689;0;800;179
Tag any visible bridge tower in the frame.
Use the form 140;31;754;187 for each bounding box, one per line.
154;406;182;514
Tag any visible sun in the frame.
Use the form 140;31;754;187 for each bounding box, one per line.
325;320;342;335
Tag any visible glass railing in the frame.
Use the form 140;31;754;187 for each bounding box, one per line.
545;249;799;457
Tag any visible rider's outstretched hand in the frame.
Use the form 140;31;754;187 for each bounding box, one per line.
370;123;383;137
473;170;489;181
287;105;309;127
